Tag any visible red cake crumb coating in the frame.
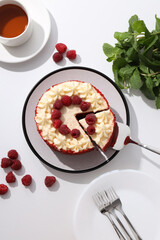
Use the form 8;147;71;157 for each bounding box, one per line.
0;184;8;195
45;176;56;187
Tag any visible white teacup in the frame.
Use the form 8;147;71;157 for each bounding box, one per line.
0;0;33;47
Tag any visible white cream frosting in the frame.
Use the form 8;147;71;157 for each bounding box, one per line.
79;110;115;150
35;81;109;152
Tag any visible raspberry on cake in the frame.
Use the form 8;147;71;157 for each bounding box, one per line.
79;109;115;151
35;80;110;154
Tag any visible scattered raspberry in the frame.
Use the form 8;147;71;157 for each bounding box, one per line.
53;52;63;63
8;149;18;159
61;95;72;106
0;184;8;195
52;119;62;129
51;109;61;119
56;43;67;54
21;175;32;186
85;113;97;125
45;176;56;187
66;50;76;60
87;125;95;135
1;158;13;168
71;129;80;138
72;95;82;105
53;99;63;110
11;159;22;170
59;124;71;135
6;171;16;183
80;101;91;111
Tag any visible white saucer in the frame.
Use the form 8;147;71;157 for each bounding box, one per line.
73;170;160;240
0;0;51;63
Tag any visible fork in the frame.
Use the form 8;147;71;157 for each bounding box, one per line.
106;187;142;240
93;191;127;240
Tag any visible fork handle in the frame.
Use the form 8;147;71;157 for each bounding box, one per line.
104;212;127;240
117;208;143;240
111;211;134;240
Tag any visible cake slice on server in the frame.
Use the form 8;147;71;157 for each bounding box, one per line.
79;109;115;151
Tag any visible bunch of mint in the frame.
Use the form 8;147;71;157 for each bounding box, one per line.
103;15;160;109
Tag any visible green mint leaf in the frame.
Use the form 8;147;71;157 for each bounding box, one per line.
143;35;158;53
114;32;131;42
128;15;139;32
103;43;115;58
145;76;154;90
129;68;142;89
126;47;139;62
141;83;155;99
156;94;160;108
132;20;150;37
119;65;136;79
112;58;127;74
139;64;149;74
155;15;160;31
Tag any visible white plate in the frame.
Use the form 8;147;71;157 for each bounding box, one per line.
0;0;51;63
22;67;129;173
73;170;160;240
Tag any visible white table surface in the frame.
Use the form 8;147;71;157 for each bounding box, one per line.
0;0;160;239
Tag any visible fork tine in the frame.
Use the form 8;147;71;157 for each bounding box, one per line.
93;193;101;208
111;187;119;199
107;187;114;202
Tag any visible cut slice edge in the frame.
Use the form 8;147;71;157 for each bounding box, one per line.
79;109;115;151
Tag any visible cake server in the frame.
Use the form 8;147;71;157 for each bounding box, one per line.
112;122;160;155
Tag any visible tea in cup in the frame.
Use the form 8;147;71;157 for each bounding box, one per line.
0;0;33;47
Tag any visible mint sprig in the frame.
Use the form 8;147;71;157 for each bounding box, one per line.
103;15;160;109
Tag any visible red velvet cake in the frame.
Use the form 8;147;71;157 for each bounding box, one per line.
35;80;115;154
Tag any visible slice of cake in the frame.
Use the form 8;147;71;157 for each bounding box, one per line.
79;110;115;151
35;80;110;154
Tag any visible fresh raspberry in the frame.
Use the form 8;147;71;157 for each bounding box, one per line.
59;124;71;135
51;109;61;119
11;159;22;170
0;184;8;195
8;149;18;159
66;50;76;60
52;119;62;129
71;129;80;138
53;52;63;63
6;171;16;183
56;43;67;54
72;95;82;105
85;113;97;125
53;99;63;110
87;125;95;135
21;175;32;186
80;101;91;111
45;176;56;187
61;95;72;106
1;158;13;168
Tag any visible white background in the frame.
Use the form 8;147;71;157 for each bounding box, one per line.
0;0;160;239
